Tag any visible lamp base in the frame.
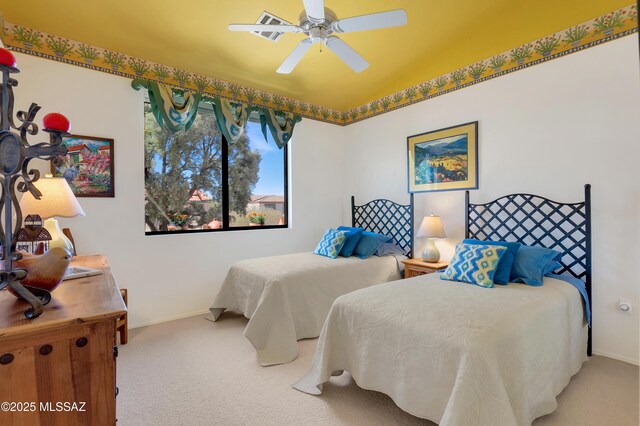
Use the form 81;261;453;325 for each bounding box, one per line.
421;238;440;263
43;218;74;254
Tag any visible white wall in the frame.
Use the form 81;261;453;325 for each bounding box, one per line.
10;35;639;365
343;36;640;365
12;52;347;328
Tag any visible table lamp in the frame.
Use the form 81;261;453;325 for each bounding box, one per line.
417;214;446;262
19;174;85;253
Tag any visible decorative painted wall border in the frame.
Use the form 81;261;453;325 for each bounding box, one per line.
3;21;342;125
343;4;638;125
3;4;637;126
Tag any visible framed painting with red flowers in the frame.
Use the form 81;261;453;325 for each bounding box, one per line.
51;134;115;197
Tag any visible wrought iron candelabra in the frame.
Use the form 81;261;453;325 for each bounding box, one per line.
0;50;69;318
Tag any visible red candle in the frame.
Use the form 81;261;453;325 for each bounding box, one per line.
0;48;17;68
43;113;71;132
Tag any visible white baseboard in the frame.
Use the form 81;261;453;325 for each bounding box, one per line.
129;309;211;329
592;349;639;366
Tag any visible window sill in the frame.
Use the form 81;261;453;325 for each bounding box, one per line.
145;224;289;236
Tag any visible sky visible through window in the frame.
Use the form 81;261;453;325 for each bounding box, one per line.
246;121;285;196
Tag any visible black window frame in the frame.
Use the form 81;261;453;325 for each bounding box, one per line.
144;111;289;236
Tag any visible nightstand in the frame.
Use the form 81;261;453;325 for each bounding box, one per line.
402;258;449;279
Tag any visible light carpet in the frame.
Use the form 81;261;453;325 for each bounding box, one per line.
117;313;639;425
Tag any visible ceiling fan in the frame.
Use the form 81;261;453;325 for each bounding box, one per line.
228;0;407;74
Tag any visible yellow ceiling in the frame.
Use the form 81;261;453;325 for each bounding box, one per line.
0;0;630;111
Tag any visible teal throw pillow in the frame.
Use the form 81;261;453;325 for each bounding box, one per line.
441;243;508;288
353;231;392;259
313;229;348;259
337;226;365;257
510;244;562;286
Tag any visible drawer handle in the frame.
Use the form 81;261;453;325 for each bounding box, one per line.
0;353;14;365
76;337;88;348
39;345;53;356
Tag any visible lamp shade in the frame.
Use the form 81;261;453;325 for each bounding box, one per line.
19;176;85;219
417;214;446;238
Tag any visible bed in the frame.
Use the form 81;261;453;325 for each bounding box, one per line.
294;186;592;425
209;195;414;366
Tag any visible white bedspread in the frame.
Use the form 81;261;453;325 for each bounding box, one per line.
210;252;402;366
294;274;587;425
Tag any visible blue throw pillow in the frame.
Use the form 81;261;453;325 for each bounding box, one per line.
375;242;405;257
441;243;507;288
313;229;347;259
510;245;562;286
353;231;392;259
463;239;521;284
337;226;364;257
545;260;562;275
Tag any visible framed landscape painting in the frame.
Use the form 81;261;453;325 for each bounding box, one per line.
51;134;115;197
407;121;478;193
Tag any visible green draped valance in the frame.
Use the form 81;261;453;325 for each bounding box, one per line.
209;97;251;143
132;79;201;133
259;108;301;149
132;79;300;148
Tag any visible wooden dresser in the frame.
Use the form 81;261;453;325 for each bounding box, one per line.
0;255;126;426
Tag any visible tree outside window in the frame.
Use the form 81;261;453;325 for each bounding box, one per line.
144;104;287;233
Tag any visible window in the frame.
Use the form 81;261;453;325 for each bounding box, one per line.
144;103;288;234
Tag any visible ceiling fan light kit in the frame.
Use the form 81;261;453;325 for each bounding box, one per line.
308;26;327;45
229;0;407;74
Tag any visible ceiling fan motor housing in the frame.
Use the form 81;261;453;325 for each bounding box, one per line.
298;7;337;25
299;8;336;45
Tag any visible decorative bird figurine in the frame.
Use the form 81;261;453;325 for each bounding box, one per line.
13;247;72;292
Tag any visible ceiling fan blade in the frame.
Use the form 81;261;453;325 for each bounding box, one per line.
228;24;303;33
325;36;369;73
277;39;313;74
331;9;407;34
303;0;325;22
